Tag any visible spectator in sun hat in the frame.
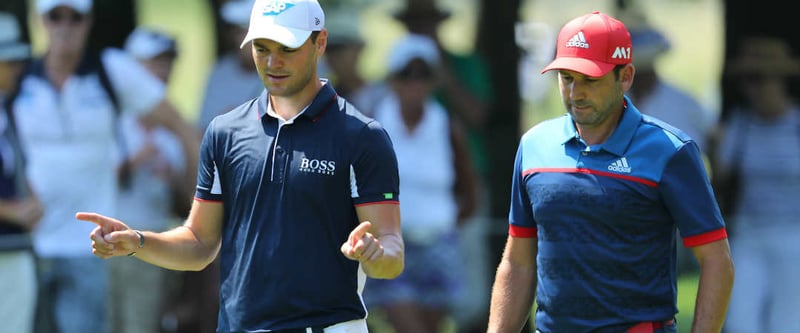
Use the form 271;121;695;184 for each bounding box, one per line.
711;35;800;333
488;10;733;333
365;32;478;333
196;0;263;133
0;11;44;333
9;0;197;332
621;8;714;154
77;0;404;332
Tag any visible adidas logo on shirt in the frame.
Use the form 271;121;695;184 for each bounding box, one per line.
608;157;631;173
565;31;589;48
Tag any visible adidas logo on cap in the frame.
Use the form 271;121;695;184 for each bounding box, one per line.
565;31;589;49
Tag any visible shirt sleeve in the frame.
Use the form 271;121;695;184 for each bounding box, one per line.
508;141;537;237
101;48;166;117
350;121;399;206
659;141;727;246
194;120;223;201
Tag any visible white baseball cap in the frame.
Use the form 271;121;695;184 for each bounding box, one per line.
37;0;93;14
240;0;325;49
0;12;31;61
221;0;253;27
124;27;177;60
387;33;439;74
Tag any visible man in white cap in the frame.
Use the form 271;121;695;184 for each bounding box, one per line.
77;1;404;333
10;1;197;333
0;11;44;333
487;11;733;333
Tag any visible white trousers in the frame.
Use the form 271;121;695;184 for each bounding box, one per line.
0;250;37;333
725;224;800;333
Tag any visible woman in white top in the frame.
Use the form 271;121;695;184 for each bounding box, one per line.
365;33;478;333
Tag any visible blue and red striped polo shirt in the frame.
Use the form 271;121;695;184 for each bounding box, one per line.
509;96;726;332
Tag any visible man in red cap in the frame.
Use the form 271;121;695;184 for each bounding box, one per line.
486;11;734;333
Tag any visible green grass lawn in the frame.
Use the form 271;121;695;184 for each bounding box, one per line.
676;271;700;332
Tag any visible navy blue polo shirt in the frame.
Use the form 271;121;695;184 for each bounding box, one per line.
508;96;727;333
195;82;399;332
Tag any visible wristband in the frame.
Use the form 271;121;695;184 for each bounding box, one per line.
134;230;145;248
127;230;145;256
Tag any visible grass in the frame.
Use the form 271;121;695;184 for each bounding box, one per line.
676;271;700;332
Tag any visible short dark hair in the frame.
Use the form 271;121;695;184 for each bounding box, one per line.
612;64;626;80
310;31;321;44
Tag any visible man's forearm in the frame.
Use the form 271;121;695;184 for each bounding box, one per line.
133;225;220;271
692;253;735;333
488;260;536;333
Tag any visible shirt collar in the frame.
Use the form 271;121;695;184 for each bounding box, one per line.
557;95;643;156
257;79;338;122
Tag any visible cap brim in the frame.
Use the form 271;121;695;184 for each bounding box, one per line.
240;26;312;49
541;57;616;77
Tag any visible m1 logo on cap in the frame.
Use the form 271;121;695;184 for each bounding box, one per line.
262;1;294;16
612;46;631;60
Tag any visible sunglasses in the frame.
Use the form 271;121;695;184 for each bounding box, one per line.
47;10;86;24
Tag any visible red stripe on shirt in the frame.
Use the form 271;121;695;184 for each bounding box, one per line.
354;200;400;207
683;227;728;247
509;225;537;238
522;167;658;187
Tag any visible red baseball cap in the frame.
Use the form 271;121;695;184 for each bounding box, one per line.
541;11;632;77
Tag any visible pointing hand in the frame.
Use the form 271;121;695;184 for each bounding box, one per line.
341;221;383;262
76;212;140;259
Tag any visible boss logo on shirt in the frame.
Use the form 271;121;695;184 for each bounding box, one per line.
299;158;336;175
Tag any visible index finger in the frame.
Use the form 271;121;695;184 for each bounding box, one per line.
76;212;120;234
76;212;110;226
349;221;372;246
